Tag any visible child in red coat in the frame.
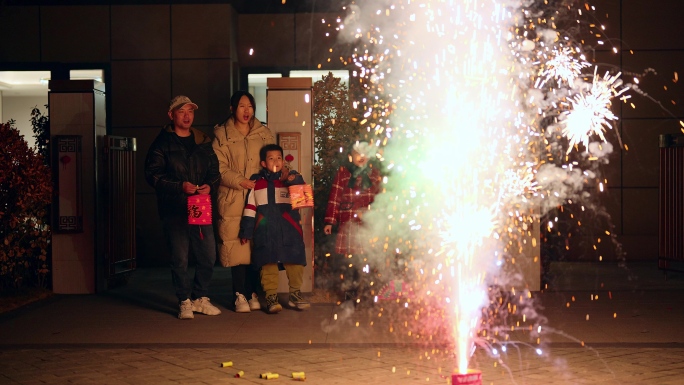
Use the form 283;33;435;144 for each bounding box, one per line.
324;141;381;301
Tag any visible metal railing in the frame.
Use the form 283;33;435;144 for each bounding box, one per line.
104;136;137;278
658;133;684;274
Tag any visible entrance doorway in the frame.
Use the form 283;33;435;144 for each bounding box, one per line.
0;69;103;147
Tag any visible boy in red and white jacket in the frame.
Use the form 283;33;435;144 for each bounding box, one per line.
239;144;309;313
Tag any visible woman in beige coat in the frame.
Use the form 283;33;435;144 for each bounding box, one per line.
213;91;276;313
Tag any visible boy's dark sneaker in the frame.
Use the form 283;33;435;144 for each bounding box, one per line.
288;290;310;310
266;294;282;314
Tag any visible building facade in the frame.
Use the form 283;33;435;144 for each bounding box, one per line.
1;0;683;268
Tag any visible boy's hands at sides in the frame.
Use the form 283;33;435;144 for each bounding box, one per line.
240;238;250;245
324;224;332;235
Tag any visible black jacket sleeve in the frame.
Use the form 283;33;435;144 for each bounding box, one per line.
204;148;221;192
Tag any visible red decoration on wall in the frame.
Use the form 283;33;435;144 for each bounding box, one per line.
60;155;71;169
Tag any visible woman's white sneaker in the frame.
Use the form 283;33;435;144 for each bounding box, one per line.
235;292;251;313
248;293;261;311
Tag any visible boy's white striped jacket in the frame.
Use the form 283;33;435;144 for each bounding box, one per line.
238;169;307;267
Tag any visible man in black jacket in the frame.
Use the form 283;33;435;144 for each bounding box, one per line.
145;95;222;319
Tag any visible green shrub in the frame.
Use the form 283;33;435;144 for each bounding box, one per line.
0;121;52;291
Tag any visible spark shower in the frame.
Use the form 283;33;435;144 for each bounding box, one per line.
333;0;628;374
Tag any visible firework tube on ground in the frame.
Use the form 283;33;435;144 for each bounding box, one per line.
291;371;306;380
234;370;244;378
451;369;482;385
220;361;233;368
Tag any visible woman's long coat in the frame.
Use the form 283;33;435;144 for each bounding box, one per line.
212;118;275;267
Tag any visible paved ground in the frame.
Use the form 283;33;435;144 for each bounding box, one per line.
1;261;683;385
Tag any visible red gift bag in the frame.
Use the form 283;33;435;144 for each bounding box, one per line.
187;195;212;225
289;184;314;209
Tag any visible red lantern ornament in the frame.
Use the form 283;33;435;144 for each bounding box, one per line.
60;155;71;169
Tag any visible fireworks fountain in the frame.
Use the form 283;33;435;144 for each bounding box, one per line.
327;0;630;380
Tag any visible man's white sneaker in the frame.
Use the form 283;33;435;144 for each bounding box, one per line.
192;297;221;315
235;292;250;313
178;299;194;319
248;293;261;311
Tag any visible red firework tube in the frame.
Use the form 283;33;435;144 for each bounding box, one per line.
451;369;482;385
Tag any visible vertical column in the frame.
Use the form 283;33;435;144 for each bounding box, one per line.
520;209;541;291
49;80;106;294
267;77;314;292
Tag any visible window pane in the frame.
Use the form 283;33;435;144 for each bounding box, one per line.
70;69;103;82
